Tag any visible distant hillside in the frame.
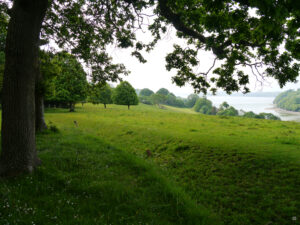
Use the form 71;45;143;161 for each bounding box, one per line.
209;91;280;97
274;89;300;112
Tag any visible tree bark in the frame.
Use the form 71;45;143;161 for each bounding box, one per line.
0;0;48;176
128;105;130;110
104;103;106;109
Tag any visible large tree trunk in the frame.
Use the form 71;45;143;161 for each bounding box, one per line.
0;0;48;176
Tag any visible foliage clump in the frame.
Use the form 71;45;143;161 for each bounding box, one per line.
194;98;215;115
274;89;300;112
88;83;112;108
44;52;88;112
113;81;139;109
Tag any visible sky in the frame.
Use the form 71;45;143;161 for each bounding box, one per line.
108;29;299;98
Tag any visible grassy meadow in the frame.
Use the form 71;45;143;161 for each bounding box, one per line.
1;103;300;225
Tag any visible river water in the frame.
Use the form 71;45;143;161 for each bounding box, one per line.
207;96;300;122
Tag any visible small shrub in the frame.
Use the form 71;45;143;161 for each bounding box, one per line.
48;121;59;133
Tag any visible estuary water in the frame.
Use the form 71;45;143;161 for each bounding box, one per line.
207;96;300;122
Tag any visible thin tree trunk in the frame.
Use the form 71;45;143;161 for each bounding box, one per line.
35;58;47;132
35;94;47;132
0;0;48;176
128;105;130;110
70;102;75;112
104;103;106;108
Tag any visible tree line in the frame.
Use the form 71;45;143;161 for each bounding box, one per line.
193;98;280;120
274;89;300;112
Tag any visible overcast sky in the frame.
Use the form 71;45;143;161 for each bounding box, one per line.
108;29;299;98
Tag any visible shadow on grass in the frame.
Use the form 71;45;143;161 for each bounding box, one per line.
0;132;219;225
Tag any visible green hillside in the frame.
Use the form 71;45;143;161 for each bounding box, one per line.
1;103;300;225
274;89;300;112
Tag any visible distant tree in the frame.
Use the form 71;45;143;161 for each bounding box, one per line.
45;52;88;112
97;84;112;108
243;111;257;118
217;106;238;116
156;88;169;96
258;113;281;121
220;102;230;110
139;96;153;105
211;106;218;115
165;93;176;105
185;94;199;108
89;83;112;108
194;98;213;114
165;93;185;108
113;81;138;109
243;111;280;120
140;88;154;97
150;93;167;107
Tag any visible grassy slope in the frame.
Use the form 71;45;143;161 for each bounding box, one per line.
0;129;216;225
1;103;300;225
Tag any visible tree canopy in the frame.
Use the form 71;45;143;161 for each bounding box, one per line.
194;97;214;114
88;83;113;108
185;94;200;108
140;88;154;97
156;88;170;96
113;81;139;109
160;0;300;94
1;0;299;92
45;52;88;111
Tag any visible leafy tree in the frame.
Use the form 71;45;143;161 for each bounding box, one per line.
243;111;280;120
217;106;239;117
34;50;62;131
156;88;170;96
165;93;185;108
150;93;167;107
89;83;112;108
220;102;230;110
113;81;138;109
45;52;88;112
140;88;154;97
258;113;281;121
194;98;213;114
185;94;199;108
139;96;153;105
243;111;257;119
1;0;299;175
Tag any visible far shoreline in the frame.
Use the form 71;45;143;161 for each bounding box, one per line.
268;106;300;116
266;105;300;122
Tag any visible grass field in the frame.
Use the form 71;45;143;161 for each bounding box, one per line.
1;103;300;225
